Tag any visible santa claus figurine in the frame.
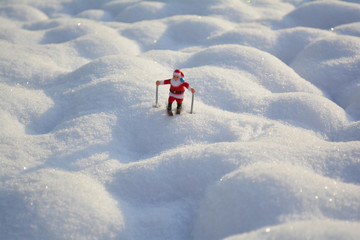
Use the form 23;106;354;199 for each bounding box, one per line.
156;69;196;116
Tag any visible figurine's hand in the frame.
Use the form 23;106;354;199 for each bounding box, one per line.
156;80;160;86
191;88;196;94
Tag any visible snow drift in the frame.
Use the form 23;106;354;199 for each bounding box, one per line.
1;0;359;239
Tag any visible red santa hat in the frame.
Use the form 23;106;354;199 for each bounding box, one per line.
173;69;184;78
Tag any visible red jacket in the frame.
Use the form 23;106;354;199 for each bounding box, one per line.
160;78;190;99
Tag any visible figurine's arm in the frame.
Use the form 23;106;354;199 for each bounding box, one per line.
183;82;196;94
156;79;171;86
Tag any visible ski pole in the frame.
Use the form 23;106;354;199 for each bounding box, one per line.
190;92;195;114
155;85;159;107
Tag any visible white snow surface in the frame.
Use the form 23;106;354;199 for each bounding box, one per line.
1;0;360;239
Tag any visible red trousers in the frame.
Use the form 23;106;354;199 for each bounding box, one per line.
168;96;184;104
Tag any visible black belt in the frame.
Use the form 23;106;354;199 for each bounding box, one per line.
170;90;185;94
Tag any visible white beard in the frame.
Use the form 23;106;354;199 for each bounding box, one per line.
171;78;182;87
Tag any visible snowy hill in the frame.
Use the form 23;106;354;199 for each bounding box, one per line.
0;0;359;239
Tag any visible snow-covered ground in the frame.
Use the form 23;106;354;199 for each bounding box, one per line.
1;0;360;239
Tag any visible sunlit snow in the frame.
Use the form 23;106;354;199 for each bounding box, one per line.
0;0;359;239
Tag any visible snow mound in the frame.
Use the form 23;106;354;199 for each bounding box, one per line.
193;162;360;240
0;84;53;128
206;24;276;56
336;121;360;142
225;220;360;240
68;31;141;59
207;0;293;23
39;19;140;56
0;169;125;240
264;92;349;136
185;44;322;94
76;9;113;21
291;35;360;120
110;143;240;203
166;16;234;45
57;55;165;89
0;4;48;22
0;41;85;87
184;66;270;113
335;22;360;37
274;27;333;64
206;25;335;65
115;1;166;23
283;1;360;29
